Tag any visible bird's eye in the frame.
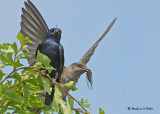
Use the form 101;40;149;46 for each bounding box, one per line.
77;64;83;68
50;30;54;34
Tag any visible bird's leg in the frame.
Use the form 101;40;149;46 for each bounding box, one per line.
51;78;56;85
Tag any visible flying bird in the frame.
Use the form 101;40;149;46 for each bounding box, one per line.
20;0;64;105
60;18;116;101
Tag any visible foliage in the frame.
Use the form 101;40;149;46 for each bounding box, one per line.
0;33;105;114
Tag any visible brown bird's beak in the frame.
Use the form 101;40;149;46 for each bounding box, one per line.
83;67;89;72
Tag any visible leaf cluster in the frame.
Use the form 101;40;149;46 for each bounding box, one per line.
0;33;105;114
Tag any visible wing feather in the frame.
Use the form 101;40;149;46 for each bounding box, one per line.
21;15;44;38
21;22;42;42
22;8;46;36
27;0;49;32
20;0;49;66
79;17;117;64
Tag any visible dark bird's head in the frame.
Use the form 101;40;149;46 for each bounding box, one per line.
47;28;62;41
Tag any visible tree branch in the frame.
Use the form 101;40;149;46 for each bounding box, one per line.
52;79;89;113
73;108;85;113
0;66;32;85
8;77;30;89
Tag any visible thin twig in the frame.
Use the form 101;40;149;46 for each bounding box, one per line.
73;108;85;113
8;77;30;89
13;48;21;63
0;66;32;85
53;80;88;113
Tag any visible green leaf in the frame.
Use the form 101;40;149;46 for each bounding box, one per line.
80;99;91;109
42;107;54;114
0;68;5;81
21;45;29;52
36;51;54;73
75;111;80;114
22;69;38;77
82;99;88;103
99;108;105;114
7;101;20;110
27;84;40;92
23;84;29;101
0;63;5;68
0;83;7;96
63;81;78;91
0;43;9;50
4;88;24;104
7;80;12;87
13;60;23;68
15;109;36;114
10;42;18;53
0;107;7;113
17;32;24;45
0;50;14;66
7;112;11;114
45;66;55;73
28;95;45;108
64;97;74;114
36;50;50;66
10;72;21;80
34;62;44;69
27;78;39;86
26;76;41;91
41;76;52;95
25;37;32;44
17;53;32;60
37;76;44;90
52;84;66;112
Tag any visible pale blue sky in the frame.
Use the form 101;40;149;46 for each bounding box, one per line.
0;0;160;114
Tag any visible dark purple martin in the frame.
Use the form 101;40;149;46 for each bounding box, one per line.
20;0;64;105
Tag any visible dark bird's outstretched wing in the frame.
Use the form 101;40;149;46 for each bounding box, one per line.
20;0;64;106
79;17;117;64
20;0;49;66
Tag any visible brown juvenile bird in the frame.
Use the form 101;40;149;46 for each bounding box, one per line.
60;18;117;101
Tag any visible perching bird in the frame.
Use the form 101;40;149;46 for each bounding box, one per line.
60;18;116;101
20;0;116;106
20;0;64;105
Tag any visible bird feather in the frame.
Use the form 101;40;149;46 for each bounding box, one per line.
21;0;49;66
79;17;117;64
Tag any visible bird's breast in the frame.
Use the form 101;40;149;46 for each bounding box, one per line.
39;39;60;67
